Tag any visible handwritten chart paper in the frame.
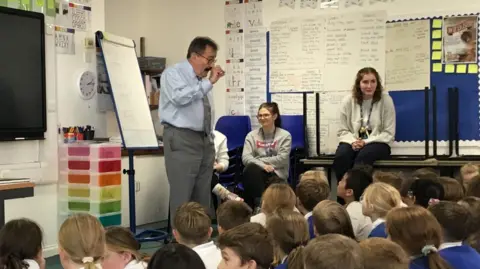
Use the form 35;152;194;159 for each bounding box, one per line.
226;92;246;115
279;0;296;9
320;0;339;8
245;1;263;28
226;60;245;89
55;27;75;55
225;3;245;30
344;0;364;8
385;20;430;91
323;11;387;91
269;16;325;92
300;0;318;9
271;93;318;156
69;3;91;31
318;91;348;154
226;31;244;59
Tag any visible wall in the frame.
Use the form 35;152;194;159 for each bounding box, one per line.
3;0;106;257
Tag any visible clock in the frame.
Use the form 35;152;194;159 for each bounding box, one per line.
78;70;97;100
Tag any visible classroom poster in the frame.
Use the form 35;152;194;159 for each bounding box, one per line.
443;16;478;64
55;27;75;55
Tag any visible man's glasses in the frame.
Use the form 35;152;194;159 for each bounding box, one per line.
196;53;216;64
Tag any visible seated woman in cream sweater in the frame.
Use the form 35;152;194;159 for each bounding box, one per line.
333;67;396;181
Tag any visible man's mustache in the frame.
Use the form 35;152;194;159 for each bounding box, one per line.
205;67;212;72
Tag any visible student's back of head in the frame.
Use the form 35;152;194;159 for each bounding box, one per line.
173;202;212;247
412;168;439;180
216;200;252;234
362;182;402;220
148;243;206;269
312;200;356;239
428;201;472;242
373;171;403;192
304;234;364;269
386;206;453;269
261;183;296;215
437;177;464;201
409;179;445;208
296;177;330;214
58;213;105;269
461;163;479;186
466;175;480;198
0;218;43;269
459;196;480;252
299;169;328;184
217;222;273;269
103;226;149;269
338;167;373;202
266;210;309;269
359;238;408;269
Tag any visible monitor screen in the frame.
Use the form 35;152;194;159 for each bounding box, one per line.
0;7;46;140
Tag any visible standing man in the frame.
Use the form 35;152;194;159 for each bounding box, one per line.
160;37;225;222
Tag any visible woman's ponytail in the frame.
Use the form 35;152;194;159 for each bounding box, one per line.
423;245;453;269
286;245;306;269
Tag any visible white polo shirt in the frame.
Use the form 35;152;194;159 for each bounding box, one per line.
193;241;222;269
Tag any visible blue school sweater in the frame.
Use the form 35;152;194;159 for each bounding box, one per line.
306;213;315;239
275;262;287;269
409;245;480;269
368;221;387;238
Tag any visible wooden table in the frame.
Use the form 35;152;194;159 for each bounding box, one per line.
0;182;34;228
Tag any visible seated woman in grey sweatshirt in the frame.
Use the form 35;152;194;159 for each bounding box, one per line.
241;102;292;209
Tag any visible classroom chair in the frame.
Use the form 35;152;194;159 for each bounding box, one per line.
281;115;308;188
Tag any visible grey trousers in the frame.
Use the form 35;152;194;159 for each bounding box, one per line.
163;124;215;225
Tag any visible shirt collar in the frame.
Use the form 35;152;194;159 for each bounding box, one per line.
439;241;463;250
371;218;385;229
304;211;313;219
193;241;216;251
181;60;199;81
24;260;40;269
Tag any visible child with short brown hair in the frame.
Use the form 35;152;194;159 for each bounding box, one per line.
251;183;296;226
437;177;464;201
428;201;480;267
173;202;220;269
216;200;252;234
459;196;480;253
304;234;364;269
466;175;480;198
58;213;105;269
412;168;439;180
266;210;309;269
295;177;330;238
102;226;149;269
386;206;453;269
312;200;356;239
362;182;403;238
373;171;403;192
217;223;273;269
359;238;409;269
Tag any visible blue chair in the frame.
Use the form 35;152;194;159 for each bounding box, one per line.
215;116;252;191
281;115;308;188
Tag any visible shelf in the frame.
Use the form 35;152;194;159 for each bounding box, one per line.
141;67;164;75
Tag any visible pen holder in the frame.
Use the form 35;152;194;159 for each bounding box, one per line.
85;130;95;140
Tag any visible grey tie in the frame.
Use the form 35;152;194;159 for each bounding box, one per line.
197;76;212;137
203;95;212;136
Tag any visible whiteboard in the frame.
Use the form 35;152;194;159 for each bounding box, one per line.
97;31;158;149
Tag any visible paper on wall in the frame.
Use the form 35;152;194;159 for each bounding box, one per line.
225;3;245;30
226;31;244;59
226;60;245;89
226;92;246;116
279;0;296;9
32;0;45;13
55;0;72;28
70;3;91;31
344;0;364;8
55;26;75;55
385;20;430;91
245;1;263;28
320;0;339;8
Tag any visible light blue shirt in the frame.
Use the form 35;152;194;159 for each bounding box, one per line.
159;60;214;132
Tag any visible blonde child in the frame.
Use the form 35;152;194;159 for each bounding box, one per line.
359;238;409;269
429;201;480;268
216;200;252;234
386;207;453;269
299;169;328;184
304;234;364;269
295;177;330;238
58;213;105;269
312;200;356;239
250;183;296;226
173;202;220;269
460;163;479;187
0;218;44;269
266;210;309;269
362;182;403;238
102;226;149;269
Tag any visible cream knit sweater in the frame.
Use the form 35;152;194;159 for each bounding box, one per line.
337;93;396;145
